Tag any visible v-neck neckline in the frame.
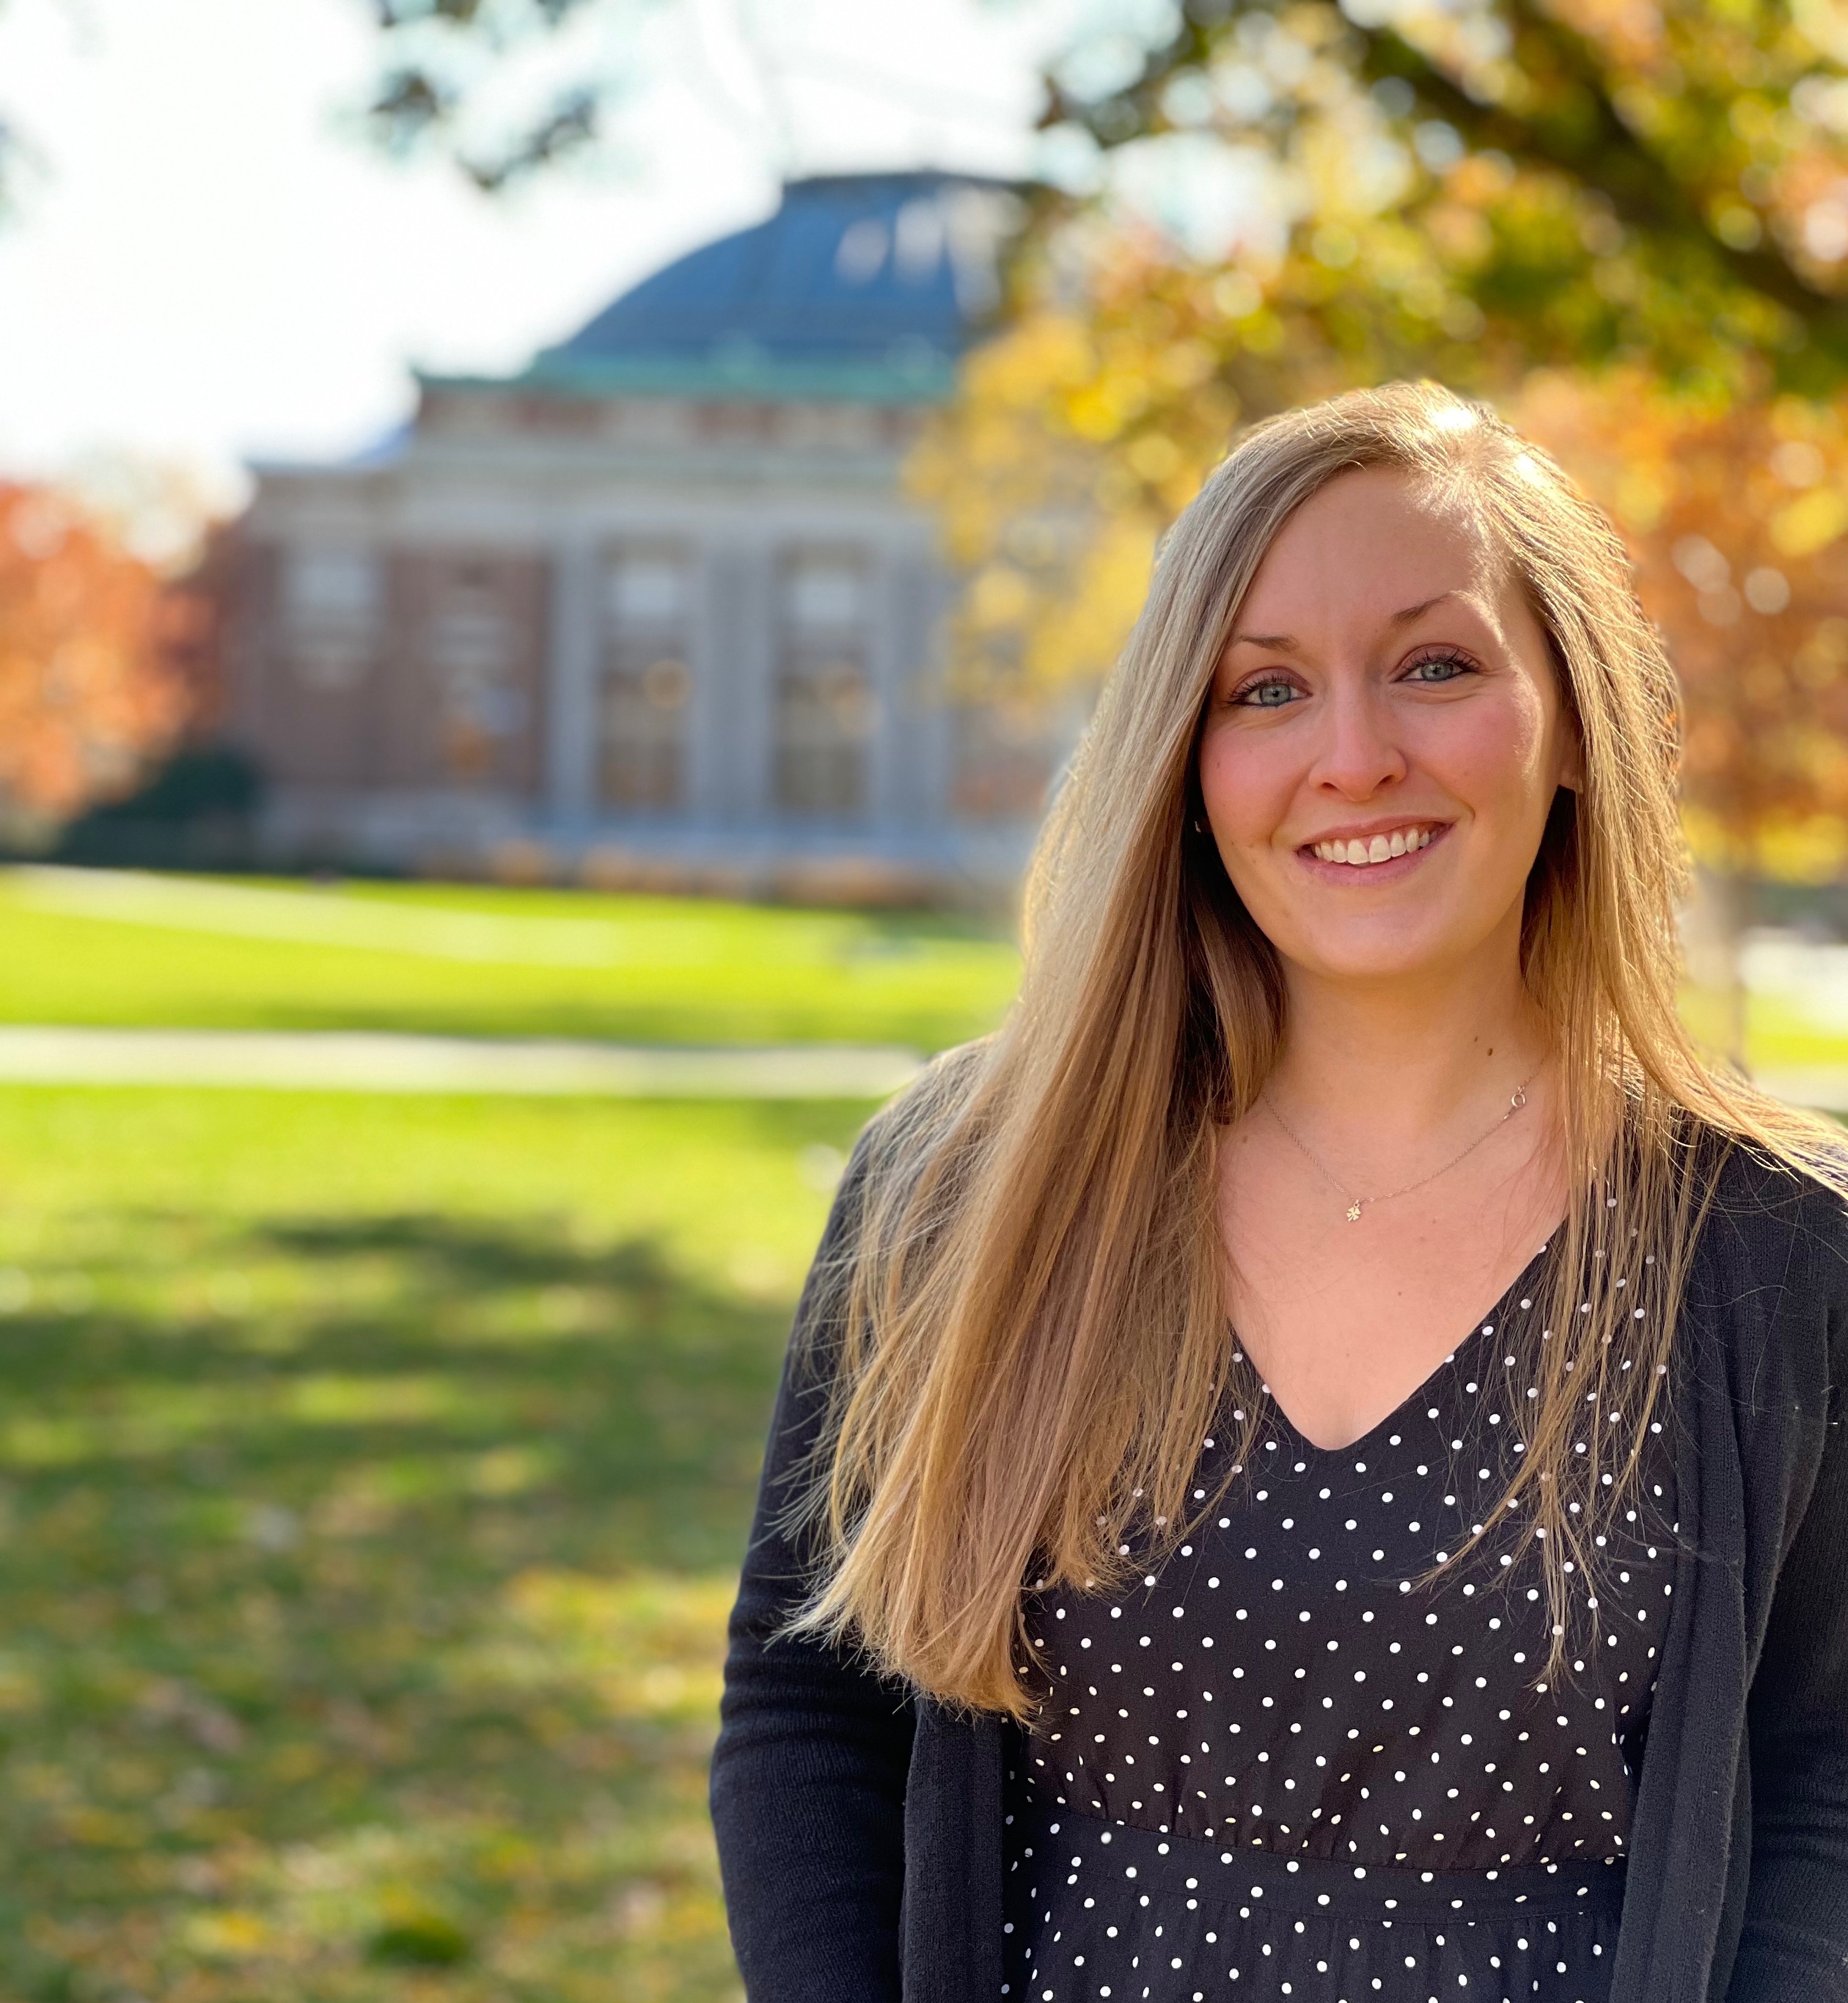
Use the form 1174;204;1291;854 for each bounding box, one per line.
1242;1237;1553;1462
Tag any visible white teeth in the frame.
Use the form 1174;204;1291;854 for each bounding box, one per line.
1312;826;1436;865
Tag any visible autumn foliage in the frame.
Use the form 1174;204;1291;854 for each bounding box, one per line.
0;484;193;824
909;0;1848;899
1516;376;1848;881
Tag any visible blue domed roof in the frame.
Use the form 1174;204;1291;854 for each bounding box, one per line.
522;171;1017;403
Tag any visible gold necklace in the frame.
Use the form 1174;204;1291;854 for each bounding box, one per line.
1261;1065;1543;1223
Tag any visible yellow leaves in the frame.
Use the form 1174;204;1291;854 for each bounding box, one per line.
1711;200;1765;249
182;1908;272;1959
1768;485;1848;555
967;565;1036;632
1066;373;1151;442
0;1651;42;1713
1310;224;1358;269
1021;513;1162;691
908;246;1257;695
1770;436;1825;485
1613;464;1673;530
1796;614;1848;686
1156;340;1218;389
1126;433;1184;483
1792;0;1848;65
1211;271;1264;318
477;1569;734;1729
1425;202;1496;267
1239;310;1288;356
59;1804;146;1848
1447;152;1517;204
1687;805;1848;882
1512;368;1848;866
962;313;1096;409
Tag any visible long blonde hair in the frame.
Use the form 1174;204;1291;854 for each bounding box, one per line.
793;379;1844;1717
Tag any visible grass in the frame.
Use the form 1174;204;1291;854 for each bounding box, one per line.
0;872;1021;1051
6;868;1848;2003
0;1086;874;2003
8;868;1848;1078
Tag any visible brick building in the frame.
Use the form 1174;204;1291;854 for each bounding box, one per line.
225;170;1070;899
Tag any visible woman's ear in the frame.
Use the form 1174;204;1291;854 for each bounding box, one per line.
1556;725;1585;794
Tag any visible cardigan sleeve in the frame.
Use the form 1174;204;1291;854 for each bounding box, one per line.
1730;1196;1848;2002
709;1128;916;2003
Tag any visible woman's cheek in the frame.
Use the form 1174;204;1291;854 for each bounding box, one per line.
1198;732;1296;850
1412;697;1543;819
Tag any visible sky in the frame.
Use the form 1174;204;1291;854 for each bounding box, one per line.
0;0;1076;529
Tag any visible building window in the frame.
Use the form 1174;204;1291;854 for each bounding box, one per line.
600;552;692;811
282;546;380;691
424;563;526;781
950;698;1054;821
775;554;873;816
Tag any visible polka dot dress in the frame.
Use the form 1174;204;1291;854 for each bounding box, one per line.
1001;1252;1676;2002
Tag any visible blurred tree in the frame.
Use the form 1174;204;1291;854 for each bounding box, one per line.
901;1;1848;1067
1518;374;1848;884
1516;372;1848;1056
0;484;193;835
917;0;1848;691
363;0;660;191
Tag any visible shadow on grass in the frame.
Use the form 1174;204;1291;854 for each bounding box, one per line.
0;1209;792;2003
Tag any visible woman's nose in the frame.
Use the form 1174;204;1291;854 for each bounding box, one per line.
1313;683;1408;799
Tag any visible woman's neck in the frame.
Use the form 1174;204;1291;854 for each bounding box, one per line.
1265;943;1551;1149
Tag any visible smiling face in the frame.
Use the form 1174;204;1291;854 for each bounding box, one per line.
1196;466;1579;994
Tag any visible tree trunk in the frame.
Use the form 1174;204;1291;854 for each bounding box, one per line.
1682;865;1755;1075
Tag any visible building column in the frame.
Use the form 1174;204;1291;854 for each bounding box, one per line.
683;540;725;822
879;551;954;834
705;540;777;823
867;547;906;832
543;538;601;826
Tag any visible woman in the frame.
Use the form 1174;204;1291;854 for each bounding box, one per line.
710;382;1848;2003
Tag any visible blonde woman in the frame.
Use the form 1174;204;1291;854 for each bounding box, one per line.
710;383;1848;2003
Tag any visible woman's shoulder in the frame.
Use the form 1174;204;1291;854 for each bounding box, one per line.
843;1034;997;1186
1691;1131;1848;1364
797;1036;999;1324
1700;1131;1848;1264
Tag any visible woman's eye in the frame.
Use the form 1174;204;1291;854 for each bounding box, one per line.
1404;651;1475;684
1233;677;1302;709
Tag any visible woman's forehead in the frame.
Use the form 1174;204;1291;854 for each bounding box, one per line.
1235;469;1513;636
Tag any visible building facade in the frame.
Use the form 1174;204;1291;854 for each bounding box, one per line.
226;172;1068;901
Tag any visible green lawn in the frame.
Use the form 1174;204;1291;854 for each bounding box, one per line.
0;1086;869;2003
0;871;1021;1051
8;868;1848;1077
6;870;1848;2003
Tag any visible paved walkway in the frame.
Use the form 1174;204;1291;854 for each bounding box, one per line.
1740;1069;1848;1113
0;1025;1839;1113
0;1028;926;1100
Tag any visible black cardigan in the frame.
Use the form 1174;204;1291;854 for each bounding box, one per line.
711;1137;1848;2002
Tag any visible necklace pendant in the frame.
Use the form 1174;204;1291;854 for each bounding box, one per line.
1345;1201;1363;1222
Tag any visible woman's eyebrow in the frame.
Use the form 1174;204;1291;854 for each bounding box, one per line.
1226;588;1465;653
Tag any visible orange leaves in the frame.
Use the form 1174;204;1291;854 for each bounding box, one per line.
1516;372;1848;874
0;485;189;822
1767;483;1848;558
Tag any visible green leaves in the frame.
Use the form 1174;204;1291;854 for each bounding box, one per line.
1040;0;1848;390
361;0;650;194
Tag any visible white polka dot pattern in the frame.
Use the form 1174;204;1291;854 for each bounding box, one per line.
1000;1259;1675;2002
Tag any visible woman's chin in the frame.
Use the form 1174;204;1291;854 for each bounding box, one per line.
1273;929;1472;989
